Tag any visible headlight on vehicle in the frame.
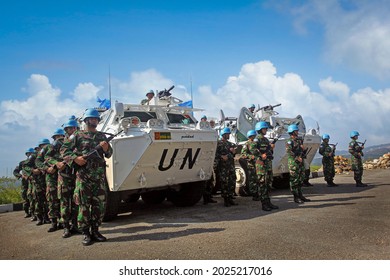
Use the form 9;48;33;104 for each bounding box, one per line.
147;118;165;128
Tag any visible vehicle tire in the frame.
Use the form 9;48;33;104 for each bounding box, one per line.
103;190;121;222
124;193;140;203
272;174;290;189
141;190;167;204
235;158;251;196
169;181;205;207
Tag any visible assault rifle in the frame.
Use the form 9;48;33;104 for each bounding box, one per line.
301;147;312;159
329;142;338;156
356;139;366;156
257;103;281;112
83;130;123;162
266;137;278;160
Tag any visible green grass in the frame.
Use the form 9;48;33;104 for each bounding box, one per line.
310;165;322;172
0;177;22;204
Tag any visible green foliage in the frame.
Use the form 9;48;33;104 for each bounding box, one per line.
310;165;321;172
0;177;22;204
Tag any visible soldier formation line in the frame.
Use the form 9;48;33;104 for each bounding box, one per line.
12;91;369;246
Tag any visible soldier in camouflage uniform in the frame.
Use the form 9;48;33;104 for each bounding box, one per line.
255;121;279;211
319;134;338;187
61;108;113;246
215;127;238;207
41;128;66;232
348;131;368;187
286;124;311;204
58;119;80;238
240;130;261;200
14;148;34;218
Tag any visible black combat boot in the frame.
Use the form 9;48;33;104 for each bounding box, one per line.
293;194;304;204
91;226;107;242
267;199;279;210
24;211;31;218
82;229;92;246
356;180;368;187
47;218;58;232
330;181;338;186
31;215;37;222
229;197;238;206
36;215;43;226
298;191;311;202
261;200;272;211
208;195;217;203
223;197;231;207
70;220;82;234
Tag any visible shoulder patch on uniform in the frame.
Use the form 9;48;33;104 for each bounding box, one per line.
287;140;292;145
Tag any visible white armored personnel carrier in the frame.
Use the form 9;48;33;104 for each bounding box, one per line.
218;103;321;194
92;86;218;220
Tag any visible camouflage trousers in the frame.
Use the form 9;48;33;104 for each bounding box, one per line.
288;158;305;196
322;157;335;182
74;170;107;231
27;180;35;216
58;173;78;225
20;178;30;214
351;158;363;182
256;160;273;201
32;178;47;218
217;162;236;199
46;173;60;220
246;163;259;196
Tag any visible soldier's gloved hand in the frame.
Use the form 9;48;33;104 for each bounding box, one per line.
100;141;109;152
56;161;66;171
74;156;87;166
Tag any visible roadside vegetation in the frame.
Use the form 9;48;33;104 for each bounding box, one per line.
0;177;22;204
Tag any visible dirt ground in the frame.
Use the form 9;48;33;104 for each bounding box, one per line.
0;169;389;260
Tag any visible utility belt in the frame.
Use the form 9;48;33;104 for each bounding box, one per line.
86;161;106;169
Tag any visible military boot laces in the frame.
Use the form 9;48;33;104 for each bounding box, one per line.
91;228;107;242
82;230;92;246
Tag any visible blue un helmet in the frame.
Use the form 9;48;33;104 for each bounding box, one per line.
201;115;207;120
83;108;100;121
220;127;231;137
247;130;257;138
25;148;35;154
38;138;50;145
249;104;255;109
322;134;330;140
69;115;76;120
52;128;65;138
255;121;269;131
63;119;79;129
350;130;359;138
287;124;299;134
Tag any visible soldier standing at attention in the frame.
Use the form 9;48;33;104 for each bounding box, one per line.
319;134;338;187
286;124;311;204
255;121;279;211
215;127;237;207
43;128;66;232
140;90;155;105
240;130;261;201
348;131;368;187
61;108;113;246
58;119;80;238
13;149;33;218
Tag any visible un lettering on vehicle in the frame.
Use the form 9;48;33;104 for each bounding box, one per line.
158;148;201;171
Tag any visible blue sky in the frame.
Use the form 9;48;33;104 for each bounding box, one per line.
1;0;390;176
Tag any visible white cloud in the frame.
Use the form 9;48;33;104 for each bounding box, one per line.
290;0;390;79
2;62;390;176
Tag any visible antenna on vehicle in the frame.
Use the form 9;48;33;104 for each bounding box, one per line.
108;64;112;109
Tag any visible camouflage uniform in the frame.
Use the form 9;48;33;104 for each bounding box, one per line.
24;152;47;224
13;160;30;217
61;130;113;233
255;134;274;202
348;139;364;185
215;139;236;205
286;136;308;202
240;140;260;198
319;141;336;185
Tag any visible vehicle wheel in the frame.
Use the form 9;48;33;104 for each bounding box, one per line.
141;190;167;204
168;181;205;207
272;174;290;189
235;158;250;196
103;190;121;222
125;193;140;203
